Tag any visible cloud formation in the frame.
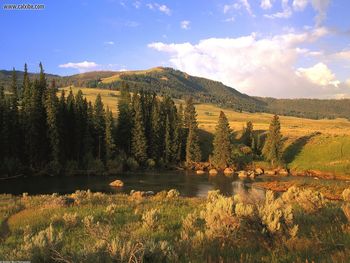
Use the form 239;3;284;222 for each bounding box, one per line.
180;20;190;30
224;0;254;16
147;3;171;15
59;61;98;72
262;0;331;25
148;27;348;98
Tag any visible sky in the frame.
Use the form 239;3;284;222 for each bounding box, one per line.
1;0;350;98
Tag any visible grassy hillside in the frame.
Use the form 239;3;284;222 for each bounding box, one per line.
60;87;350;175
2;67;350;119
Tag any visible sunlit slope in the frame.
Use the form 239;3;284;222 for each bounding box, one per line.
60;87;350;174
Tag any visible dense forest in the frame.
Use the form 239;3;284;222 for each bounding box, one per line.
1;67;349;120
1;64;288;178
0;64;205;177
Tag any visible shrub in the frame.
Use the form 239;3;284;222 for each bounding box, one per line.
62;212;79;228
126;157;139;171
106;159;123;174
342;188;350;202
258;191;296;236
200;191;239;241
21;224;62;261
142;209;160;230
282;186;325;213
342;203;350;223
166;189;180;199
146;159;156;169
105;204;118;215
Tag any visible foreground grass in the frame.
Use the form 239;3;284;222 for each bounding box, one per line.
0;188;349;262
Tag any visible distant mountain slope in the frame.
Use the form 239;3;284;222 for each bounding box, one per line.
260;97;350;120
0;67;349;119
0;70;59;88
58;67;266;112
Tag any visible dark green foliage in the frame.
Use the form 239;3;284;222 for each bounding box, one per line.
262;115;283;166
131;93;148;164
184;98;201;163
212;111;231;169
116;83;132;155
242;121;254;147
93;94;106;161
105;107;116;161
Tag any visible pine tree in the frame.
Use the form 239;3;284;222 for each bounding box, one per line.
149;95;161;160
105;106;116;161
10;68;18;110
131;93;148;164
45;80;60;171
262;115;283;166
164;115;171;163
184;98;201;164
93;94;106;161
212;111;231;169
242;121;254;147
116;83;132;154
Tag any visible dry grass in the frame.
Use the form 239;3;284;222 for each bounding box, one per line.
59;87;350;137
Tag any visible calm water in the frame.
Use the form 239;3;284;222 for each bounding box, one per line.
0;171;267;197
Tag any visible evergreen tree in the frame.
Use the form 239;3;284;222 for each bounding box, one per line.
45;80;60;171
131;93;148;164
262;115;283;166
149;95;161;160
93;94;106;161
105;106;116;161
10;68;18;110
164;115;171;163
184;98;201;164
212;111;231;169
242;121;254;147
116;83;132;154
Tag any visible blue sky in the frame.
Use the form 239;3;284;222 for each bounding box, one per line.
1;0;350;98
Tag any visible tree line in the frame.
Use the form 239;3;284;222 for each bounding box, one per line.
0;64;204;177
0;63;284;177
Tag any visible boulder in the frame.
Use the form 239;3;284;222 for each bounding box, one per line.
209;169;218;175
247;170;255;178
254;168;264;175
144;191;155;196
265;170;276;176
278;168;289;176
223;167;234;175
109;180;124;187
196;170;205;175
237;170;248;178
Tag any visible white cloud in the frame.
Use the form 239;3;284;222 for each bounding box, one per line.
311;0;331;25
180;20;190;30
148;27;347;98
261;0;273;10
264;0;292;19
292;0;308;11
147;3;171;15
333;50;350;60
296;62;339;87
223;17;235;22
59;61;99;72
104;41;115;45
224;0;254;16
133;1;141;8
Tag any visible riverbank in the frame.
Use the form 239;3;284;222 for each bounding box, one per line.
0;188;349;262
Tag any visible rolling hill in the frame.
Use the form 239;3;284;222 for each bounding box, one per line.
1;67;349;119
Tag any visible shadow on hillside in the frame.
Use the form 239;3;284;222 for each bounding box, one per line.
283;132;321;164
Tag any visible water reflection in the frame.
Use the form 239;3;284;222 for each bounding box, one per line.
0;171;267;198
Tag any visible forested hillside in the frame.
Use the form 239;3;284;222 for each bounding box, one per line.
1;67;349;120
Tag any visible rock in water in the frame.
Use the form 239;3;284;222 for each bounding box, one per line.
209;169;218;175
109;180;124;187
224;167;234;175
196;170;205;175
254;168;264;175
237;171;248;178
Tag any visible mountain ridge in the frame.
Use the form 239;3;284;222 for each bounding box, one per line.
0;67;349;120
